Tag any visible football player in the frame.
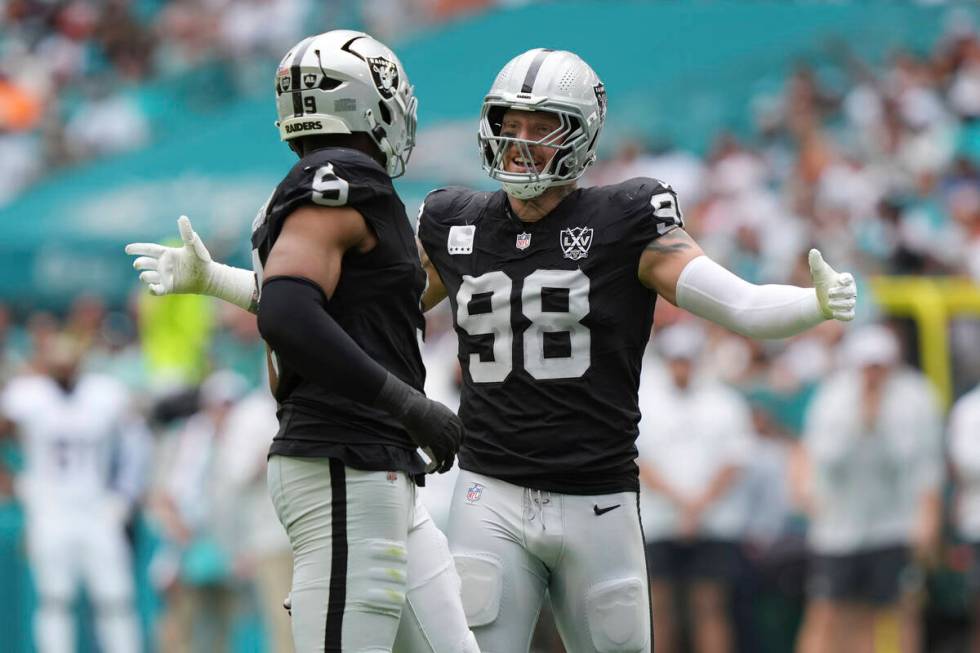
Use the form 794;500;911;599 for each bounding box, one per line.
127;31;477;652
1;335;148;653
413;49;857;653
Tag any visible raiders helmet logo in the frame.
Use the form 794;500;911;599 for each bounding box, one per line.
279;75;292;92
303;73;317;88
560;227;594;261
368;56;399;99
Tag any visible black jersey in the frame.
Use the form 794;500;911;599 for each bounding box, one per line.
251;147;427;476
418;179;683;494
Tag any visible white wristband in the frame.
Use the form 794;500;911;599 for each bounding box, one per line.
204;263;259;313
675;256;824;339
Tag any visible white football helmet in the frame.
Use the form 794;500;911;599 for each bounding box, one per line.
478;49;606;199
275;30;418;177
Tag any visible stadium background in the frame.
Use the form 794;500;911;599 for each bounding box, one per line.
1;0;979;651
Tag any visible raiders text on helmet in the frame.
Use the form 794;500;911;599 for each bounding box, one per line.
478;49;606;199
275;30;418;177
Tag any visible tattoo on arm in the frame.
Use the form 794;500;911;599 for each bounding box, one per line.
644;228;695;255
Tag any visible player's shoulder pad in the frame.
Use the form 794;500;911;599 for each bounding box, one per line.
1;374;49;415
418;186;482;224
5;374;50;396
604;176;674;207
604;176;684;232
277;147;393;211
82;373;128;397
417;186;494;235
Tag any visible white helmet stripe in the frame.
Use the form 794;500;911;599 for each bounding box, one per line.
289;36;316;116
520;48;555;94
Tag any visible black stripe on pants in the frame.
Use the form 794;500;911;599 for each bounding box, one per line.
325;459;348;652
636;493;654;652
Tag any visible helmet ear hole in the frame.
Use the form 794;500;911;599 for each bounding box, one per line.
553;152;572;177
377;100;392;125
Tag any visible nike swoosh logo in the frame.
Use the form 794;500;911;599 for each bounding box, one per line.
593;504;621;516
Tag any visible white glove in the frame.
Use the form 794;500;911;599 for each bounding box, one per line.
808;248;857;322
125;216;258;313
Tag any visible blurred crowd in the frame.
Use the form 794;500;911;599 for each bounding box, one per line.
1;7;980;653
588;12;980;287
0;0;531;206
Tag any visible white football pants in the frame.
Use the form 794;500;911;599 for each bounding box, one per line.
25;502;139;653
267;455;479;653
447;471;652;653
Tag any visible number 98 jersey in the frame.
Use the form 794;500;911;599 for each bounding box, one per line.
418;178;682;494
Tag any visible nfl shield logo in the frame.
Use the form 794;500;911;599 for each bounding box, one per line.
465;483;484;504
516;232;532;250
560;227;594;261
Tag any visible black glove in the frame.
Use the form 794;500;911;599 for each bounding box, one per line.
374;372;463;473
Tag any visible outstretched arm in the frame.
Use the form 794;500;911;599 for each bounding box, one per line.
637;228;856;339
125;216;259;313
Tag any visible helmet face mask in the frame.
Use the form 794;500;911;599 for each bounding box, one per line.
481;105;588;199
478;49;606;199
275;30;417;177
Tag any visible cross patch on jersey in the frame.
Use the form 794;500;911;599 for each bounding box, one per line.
448;225;475;255
560;227;593;260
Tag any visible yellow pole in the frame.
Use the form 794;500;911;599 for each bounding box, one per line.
869;277;980;409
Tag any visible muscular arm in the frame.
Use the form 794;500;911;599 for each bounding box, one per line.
637;228;853;339
256;205;392;403
256;206;463;472
419;241;448;312
636;228;704;305
262;205;376;295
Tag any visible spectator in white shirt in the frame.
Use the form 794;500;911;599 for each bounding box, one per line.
637;324;755;653
152;370;248;653
948;382;980;652
795;325;943;653
212;388;292;653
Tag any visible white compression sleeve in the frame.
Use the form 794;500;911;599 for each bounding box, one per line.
675;256;825;339
203;263;259;314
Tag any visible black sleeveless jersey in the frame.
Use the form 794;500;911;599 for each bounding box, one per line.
418;179;683;494
251;147;427;475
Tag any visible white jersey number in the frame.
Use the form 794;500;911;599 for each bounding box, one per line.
456;269;591;382
649;190;683;235
311;163;350;206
